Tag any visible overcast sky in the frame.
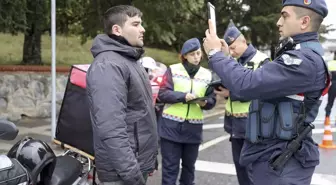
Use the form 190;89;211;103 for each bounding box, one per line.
322;0;336;39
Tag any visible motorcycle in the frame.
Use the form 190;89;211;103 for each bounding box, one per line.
0;119;93;185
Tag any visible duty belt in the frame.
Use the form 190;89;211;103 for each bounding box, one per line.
225;111;248;118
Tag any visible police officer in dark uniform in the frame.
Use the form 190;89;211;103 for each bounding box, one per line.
325;58;336;123
203;0;329;184
215;22;269;185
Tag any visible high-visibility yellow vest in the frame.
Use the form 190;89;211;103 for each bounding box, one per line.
162;63;212;124
225;50;269;116
328;60;336;72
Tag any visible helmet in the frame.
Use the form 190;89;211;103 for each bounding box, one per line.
140;57;159;70
7;137;56;184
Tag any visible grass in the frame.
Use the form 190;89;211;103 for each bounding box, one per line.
0;33;180;66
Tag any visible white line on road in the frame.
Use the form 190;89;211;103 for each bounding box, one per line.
314;121;330;125
195;160;336;185
313;128;336;134
203;123;223;130
199;135;230;151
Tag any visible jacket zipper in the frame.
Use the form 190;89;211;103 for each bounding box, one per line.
134;122;139;157
186;78;194;118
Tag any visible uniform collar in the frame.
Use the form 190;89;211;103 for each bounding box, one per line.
238;44;257;66
292;32;319;44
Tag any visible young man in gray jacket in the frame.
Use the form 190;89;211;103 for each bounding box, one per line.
86;5;158;185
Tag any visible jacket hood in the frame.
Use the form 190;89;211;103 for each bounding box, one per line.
90;34;144;60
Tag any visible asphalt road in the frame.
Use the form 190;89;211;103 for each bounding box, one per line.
1;96;336;184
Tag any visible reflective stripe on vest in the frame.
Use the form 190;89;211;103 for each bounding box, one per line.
328;60;336;72
225;50;269;116
162;63;212;124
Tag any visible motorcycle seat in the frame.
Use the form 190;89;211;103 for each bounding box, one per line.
47;155;83;185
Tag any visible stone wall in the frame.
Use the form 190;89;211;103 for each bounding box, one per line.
0;72;68;121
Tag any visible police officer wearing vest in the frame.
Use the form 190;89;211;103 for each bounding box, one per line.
203;0;329;184
325;58;336;123
158;38;216;185
215;22;269;185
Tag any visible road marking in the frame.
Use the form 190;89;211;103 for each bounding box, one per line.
199;135;230;151
312;174;336;185
195;160;336;185
314;121;334;125
203;123;223;130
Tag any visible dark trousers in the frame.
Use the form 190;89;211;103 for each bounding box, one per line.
161;138;199;185
231;138;253;185
325;83;336;117
251;157;314;185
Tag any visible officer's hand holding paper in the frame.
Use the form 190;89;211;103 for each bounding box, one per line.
185;93;196;102
185;93;208;105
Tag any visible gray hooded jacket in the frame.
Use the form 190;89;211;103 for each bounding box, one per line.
86;34;158;184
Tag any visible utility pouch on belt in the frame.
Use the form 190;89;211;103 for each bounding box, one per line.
246;100;298;143
276;102;297;140
246;99;262;143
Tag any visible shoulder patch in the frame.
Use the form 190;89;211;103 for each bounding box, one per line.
281;54;302;66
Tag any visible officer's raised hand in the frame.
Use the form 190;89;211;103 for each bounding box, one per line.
203;19;228;55
220;39;230;56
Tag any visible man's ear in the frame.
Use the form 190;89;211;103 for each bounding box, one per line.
111;24;122;36
301;16;311;30
242;38;247;44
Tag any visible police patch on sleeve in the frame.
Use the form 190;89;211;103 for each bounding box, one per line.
281;54;302;66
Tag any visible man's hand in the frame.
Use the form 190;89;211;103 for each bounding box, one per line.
220;39;229;56
197;100;207;107
149;157;159;176
214;86;230;98
203;19;223;55
185;93;196;102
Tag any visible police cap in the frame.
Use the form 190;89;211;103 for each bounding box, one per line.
282;0;328;18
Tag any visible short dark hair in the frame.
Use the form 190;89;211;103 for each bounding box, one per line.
293;6;323;32
103;5;142;35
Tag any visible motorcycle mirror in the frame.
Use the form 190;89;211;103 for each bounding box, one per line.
0;119;19;141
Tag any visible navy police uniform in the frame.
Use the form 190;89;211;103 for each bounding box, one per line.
208;1;329;184
325;59;336;118
223;23;269;185
158;38;217;185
